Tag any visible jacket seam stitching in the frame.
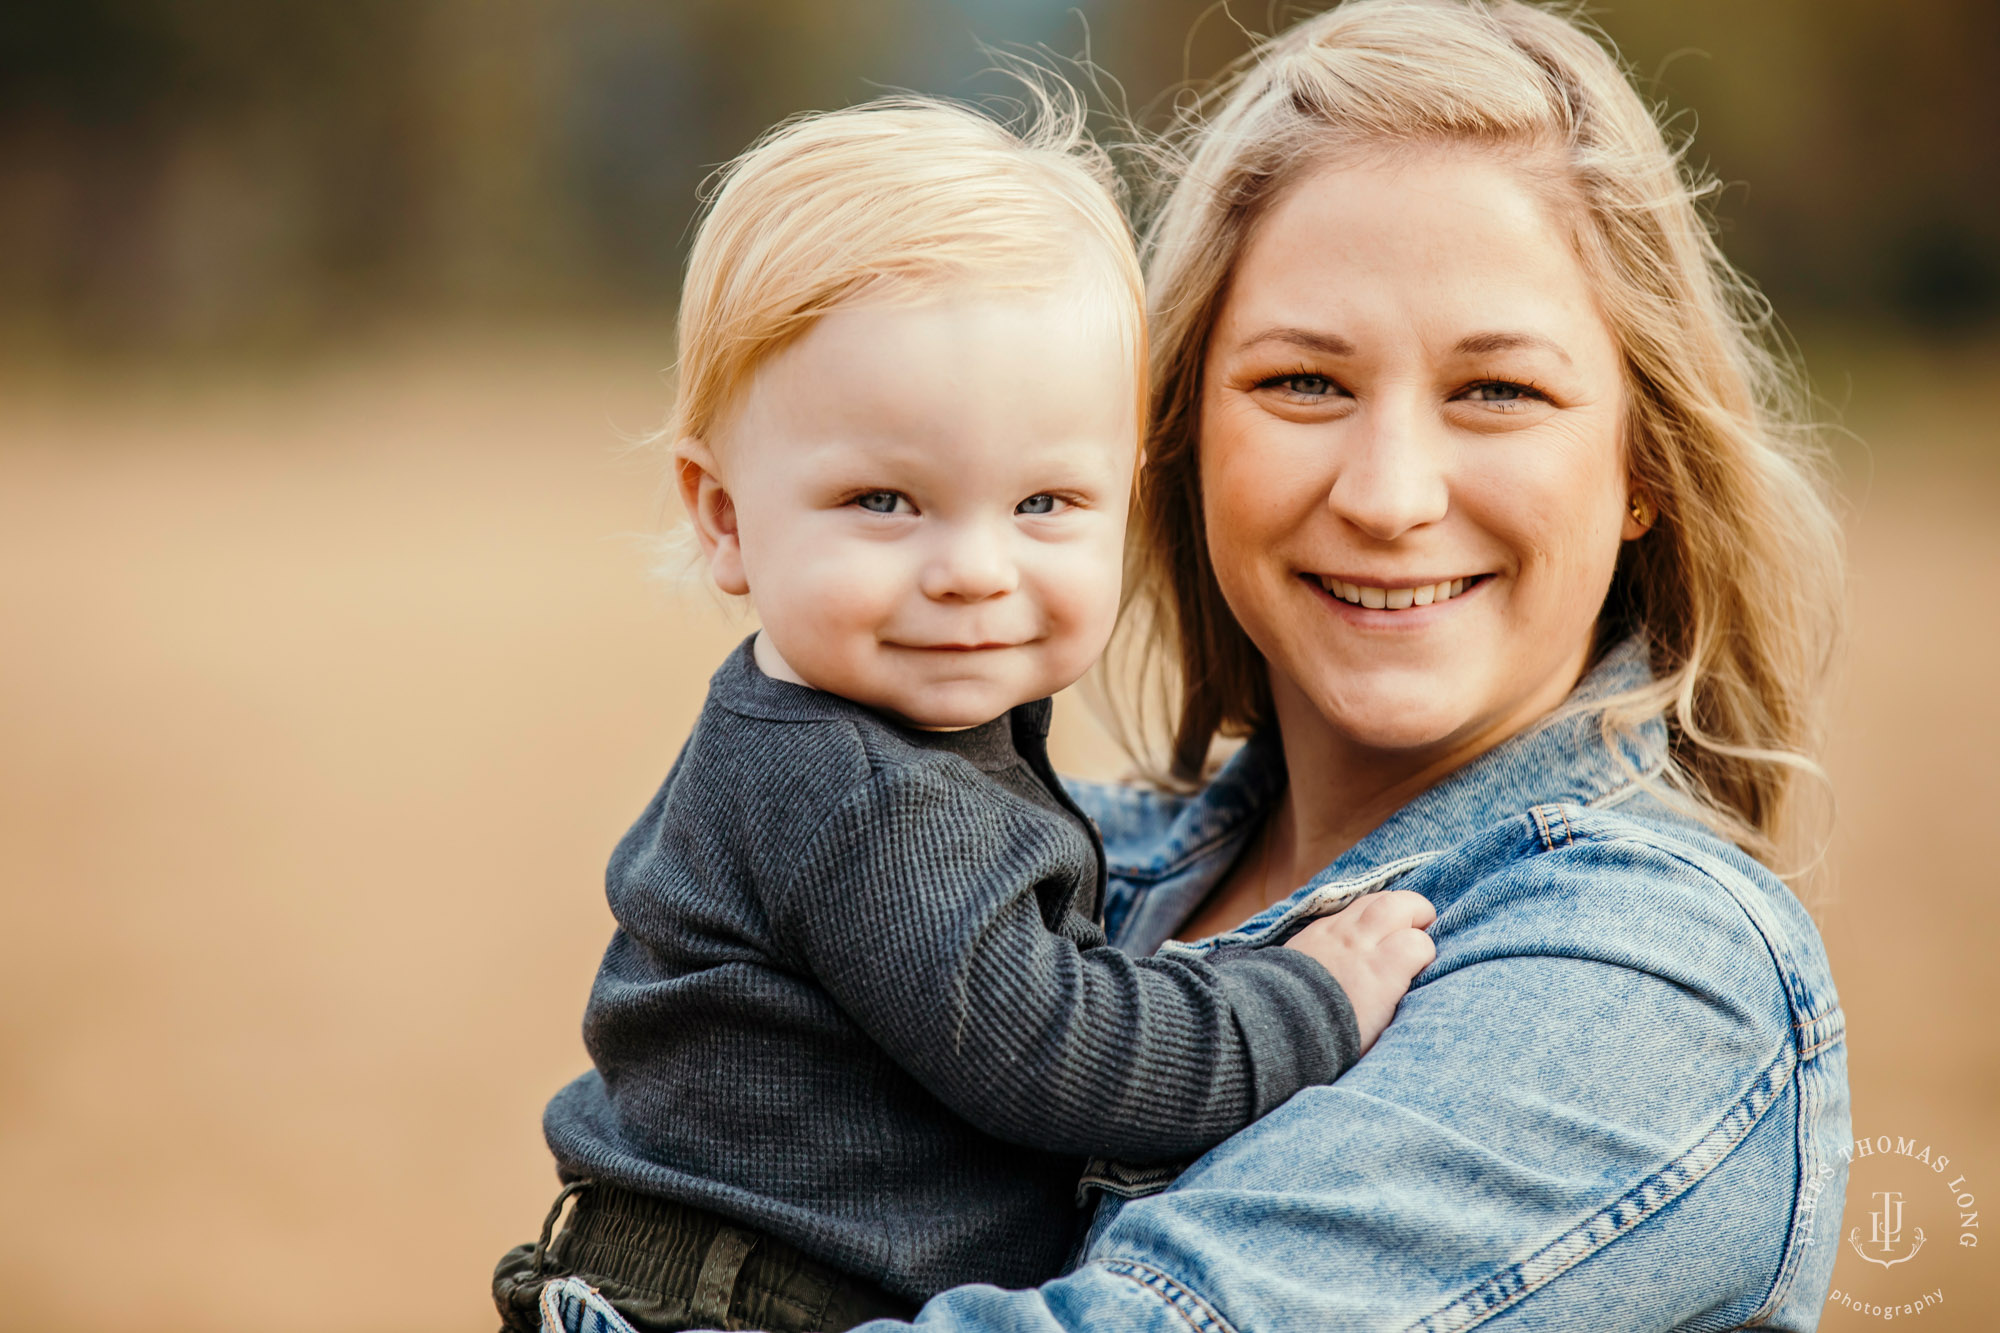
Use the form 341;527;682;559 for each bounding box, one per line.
1749;1004;1847;1325
1404;1040;1797;1333
1600;829;1843;1033
1576;820;1841;1322
1529;804;1577;850
1538;819;1843;1037
1093;1259;1238;1333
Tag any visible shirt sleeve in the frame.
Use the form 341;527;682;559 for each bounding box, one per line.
835;822;1843;1332
763;766;1362;1162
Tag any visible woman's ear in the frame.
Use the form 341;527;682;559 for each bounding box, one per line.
674;438;750;595
1621;488;1657;541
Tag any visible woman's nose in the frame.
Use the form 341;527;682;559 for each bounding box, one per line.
920;523;1018;602
1325;399;1450;540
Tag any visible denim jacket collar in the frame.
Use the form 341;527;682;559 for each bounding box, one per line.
1310;634;1666;883
1113;636;1667;954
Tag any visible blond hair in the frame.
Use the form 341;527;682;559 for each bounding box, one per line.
672;93;1144;448
1116;0;1844;868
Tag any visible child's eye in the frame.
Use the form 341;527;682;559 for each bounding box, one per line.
854;491;914;515
1015;494;1065;516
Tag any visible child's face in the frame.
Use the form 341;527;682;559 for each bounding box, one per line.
684;289;1138;729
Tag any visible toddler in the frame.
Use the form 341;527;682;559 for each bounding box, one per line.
494;97;1436;1333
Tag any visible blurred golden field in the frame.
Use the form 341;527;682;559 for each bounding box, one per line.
1;329;1994;1332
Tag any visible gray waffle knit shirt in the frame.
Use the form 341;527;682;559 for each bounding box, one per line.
542;638;1361;1301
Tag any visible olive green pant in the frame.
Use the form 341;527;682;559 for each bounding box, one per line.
493;1182;919;1333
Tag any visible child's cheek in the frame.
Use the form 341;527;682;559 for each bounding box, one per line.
795;541;907;633
1029;536;1124;682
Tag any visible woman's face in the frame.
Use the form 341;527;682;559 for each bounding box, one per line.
1199;147;1643;770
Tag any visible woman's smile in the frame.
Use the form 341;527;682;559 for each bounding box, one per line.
1303;571;1492;613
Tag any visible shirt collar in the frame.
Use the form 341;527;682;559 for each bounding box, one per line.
709;633;1056;748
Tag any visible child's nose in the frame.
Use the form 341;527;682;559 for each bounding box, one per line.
920;525;1018;602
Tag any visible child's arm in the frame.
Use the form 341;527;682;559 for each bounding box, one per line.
767;769;1433;1164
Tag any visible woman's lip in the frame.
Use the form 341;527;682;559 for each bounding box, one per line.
1316;573;1480;589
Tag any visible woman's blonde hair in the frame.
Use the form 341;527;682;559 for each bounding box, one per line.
672;93;1144;449
1117;0;1844;867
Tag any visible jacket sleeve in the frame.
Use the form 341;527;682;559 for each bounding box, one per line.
764;766;1361;1162
840;819;1848;1333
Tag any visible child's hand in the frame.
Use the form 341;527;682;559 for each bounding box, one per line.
1283;889;1437;1055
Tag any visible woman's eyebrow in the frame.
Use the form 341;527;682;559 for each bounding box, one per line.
1453;330;1573;365
1236;326;1357;356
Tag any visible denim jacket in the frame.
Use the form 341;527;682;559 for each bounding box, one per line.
543;638;1850;1332
863;637;1850;1332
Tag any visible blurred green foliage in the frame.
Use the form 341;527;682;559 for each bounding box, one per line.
2;0;1994;350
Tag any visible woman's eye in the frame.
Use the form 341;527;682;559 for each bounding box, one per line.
1459;381;1547;405
854;491;912;515
1265;373;1339;398
1016;494;1063;516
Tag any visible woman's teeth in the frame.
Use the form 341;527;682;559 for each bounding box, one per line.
1318;576;1472;609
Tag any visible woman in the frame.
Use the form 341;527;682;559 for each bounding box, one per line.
546;0;1849;1327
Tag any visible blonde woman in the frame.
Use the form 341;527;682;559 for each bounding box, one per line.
536;1;1849;1329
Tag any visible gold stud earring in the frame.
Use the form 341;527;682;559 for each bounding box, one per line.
1628;494;1654;529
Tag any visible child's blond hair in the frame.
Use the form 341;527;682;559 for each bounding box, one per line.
672;93;1145;448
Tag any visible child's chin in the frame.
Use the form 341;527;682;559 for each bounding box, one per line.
893;687;1018;732
898;706;1009;732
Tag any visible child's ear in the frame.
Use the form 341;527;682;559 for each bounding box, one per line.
674;438;750;596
